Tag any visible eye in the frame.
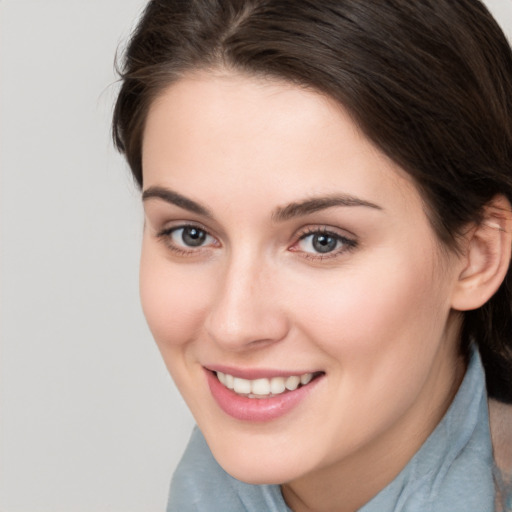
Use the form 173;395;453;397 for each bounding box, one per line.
157;224;218;253
293;229;357;258
172;226;210;247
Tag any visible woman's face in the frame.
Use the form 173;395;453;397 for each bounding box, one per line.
140;71;466;487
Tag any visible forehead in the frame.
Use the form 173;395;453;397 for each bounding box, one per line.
141;70;423;219
143;70;353;161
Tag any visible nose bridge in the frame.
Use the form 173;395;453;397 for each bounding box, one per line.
205;245;288;350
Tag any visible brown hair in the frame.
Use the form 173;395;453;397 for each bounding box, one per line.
113;0;512;402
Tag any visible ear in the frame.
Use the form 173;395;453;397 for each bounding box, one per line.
451;195;512;312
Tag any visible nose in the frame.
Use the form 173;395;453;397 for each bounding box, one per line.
204;251;290;351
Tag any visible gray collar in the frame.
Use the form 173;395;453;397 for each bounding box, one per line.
360;347;494;512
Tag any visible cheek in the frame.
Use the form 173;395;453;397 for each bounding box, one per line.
285;252;454;450
139;240;210;351
292;248;450;370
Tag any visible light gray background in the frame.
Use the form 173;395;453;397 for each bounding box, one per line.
0;1;511;511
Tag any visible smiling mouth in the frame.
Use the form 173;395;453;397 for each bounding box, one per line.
214;371;323;398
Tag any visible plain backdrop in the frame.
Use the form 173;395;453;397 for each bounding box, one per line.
1;1;511;511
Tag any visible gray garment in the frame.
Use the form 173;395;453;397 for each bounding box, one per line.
168;349;495;511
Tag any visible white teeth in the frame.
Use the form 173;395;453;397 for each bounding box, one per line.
300;373;313;385
285;375;301;391
251;378;270;395
270;377;286;394
233;377;252;394
216;371;315;397
225;373;234;389
217;371;235;389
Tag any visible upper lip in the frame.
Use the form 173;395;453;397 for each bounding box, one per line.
204;365;322;380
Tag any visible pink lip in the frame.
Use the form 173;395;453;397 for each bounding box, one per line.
205;365;317;380
205;369;323;422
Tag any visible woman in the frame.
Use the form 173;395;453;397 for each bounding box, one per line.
113;1;512;510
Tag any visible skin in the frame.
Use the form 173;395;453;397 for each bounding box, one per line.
140;70;469;512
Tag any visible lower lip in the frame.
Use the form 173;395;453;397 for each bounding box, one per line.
206;370;322;422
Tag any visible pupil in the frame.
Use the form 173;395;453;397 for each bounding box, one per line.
313;234;337;253
182;227;206;247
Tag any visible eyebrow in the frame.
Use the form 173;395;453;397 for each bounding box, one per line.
142;186;213;218
272;195;382;222
142;186;382;221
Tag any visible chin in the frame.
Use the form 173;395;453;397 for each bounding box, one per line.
206;436;308;485
219;459;297;486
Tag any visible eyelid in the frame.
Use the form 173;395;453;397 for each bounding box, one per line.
152;220;357;260
155;220;213;237
155;222;220;254
297;223;356;238
290;225;358;260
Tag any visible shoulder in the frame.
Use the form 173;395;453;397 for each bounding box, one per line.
489;399;512;512
167;427;242;511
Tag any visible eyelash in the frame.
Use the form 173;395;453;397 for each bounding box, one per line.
156;223;217;256
291;227;358;260
155;224;358;260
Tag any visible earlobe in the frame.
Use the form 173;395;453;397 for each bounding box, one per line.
451;195;512;312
